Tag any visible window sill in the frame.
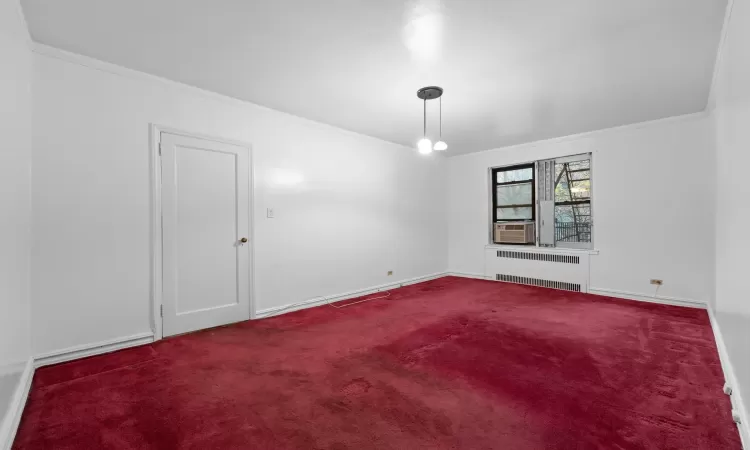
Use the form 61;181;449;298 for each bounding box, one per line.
485;244;600;255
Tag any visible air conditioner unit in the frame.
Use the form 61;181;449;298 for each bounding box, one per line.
494;222;535;244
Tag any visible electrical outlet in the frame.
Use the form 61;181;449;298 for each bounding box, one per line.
650;279;663;286
267;208;274;218
387;271;393;276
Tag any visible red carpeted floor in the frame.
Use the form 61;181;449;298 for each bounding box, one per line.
14;277;741;449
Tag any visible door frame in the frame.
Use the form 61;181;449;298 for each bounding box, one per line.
149;124;256;342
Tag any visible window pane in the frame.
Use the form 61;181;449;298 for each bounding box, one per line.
566;160;590;171
555;160;590;202
497;167;533;183
497;207;533;220
555;205;591;242
496;183;532;207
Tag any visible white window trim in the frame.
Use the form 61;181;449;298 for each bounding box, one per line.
485;243;599;255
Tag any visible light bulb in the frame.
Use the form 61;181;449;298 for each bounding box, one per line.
433;141;448;151
417;138;433;154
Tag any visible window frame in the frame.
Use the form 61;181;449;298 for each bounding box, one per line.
491;163;536;223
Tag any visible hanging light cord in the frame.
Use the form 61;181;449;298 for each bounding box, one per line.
439;96;442;139
327;290;392;309
423;97;427;137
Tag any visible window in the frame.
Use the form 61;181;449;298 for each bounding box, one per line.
492;164;535;222
491;153;593;249
552;156;591;246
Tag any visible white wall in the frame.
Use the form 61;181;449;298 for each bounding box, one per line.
0;0;32;431
31;47;447;355
447;114;715;304
712;0;750;317
0;0;32;370
711;0;750;435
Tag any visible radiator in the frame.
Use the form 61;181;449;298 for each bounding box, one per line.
484;248;589;293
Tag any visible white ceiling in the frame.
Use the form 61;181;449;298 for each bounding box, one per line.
22;0;727;155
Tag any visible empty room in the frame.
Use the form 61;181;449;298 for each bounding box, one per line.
1;0;749;448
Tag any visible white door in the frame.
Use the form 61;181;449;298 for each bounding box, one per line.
161;132;251;337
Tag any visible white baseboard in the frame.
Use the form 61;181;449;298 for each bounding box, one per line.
34;332;155;368
708;307;749;449
0;358;34;450
588;287;707;309
255;272;447;319
446;271;492;280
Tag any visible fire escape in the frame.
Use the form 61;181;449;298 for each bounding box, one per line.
554;162;591;242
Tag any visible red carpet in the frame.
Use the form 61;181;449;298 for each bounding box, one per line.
14;277;740;449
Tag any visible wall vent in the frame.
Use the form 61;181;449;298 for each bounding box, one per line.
496;274;582;292
497;250;579;265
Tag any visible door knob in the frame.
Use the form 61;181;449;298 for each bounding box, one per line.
240;237;248;243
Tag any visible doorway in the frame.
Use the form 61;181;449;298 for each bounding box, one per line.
153;128;253;338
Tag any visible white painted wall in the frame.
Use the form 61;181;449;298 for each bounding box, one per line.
710;0;750;435
0;0;32;431
31;47;447;355
448;114;715;304
712;0;750;317
0;0;32;370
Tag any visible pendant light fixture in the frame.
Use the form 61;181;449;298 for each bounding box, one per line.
416;86;445;154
